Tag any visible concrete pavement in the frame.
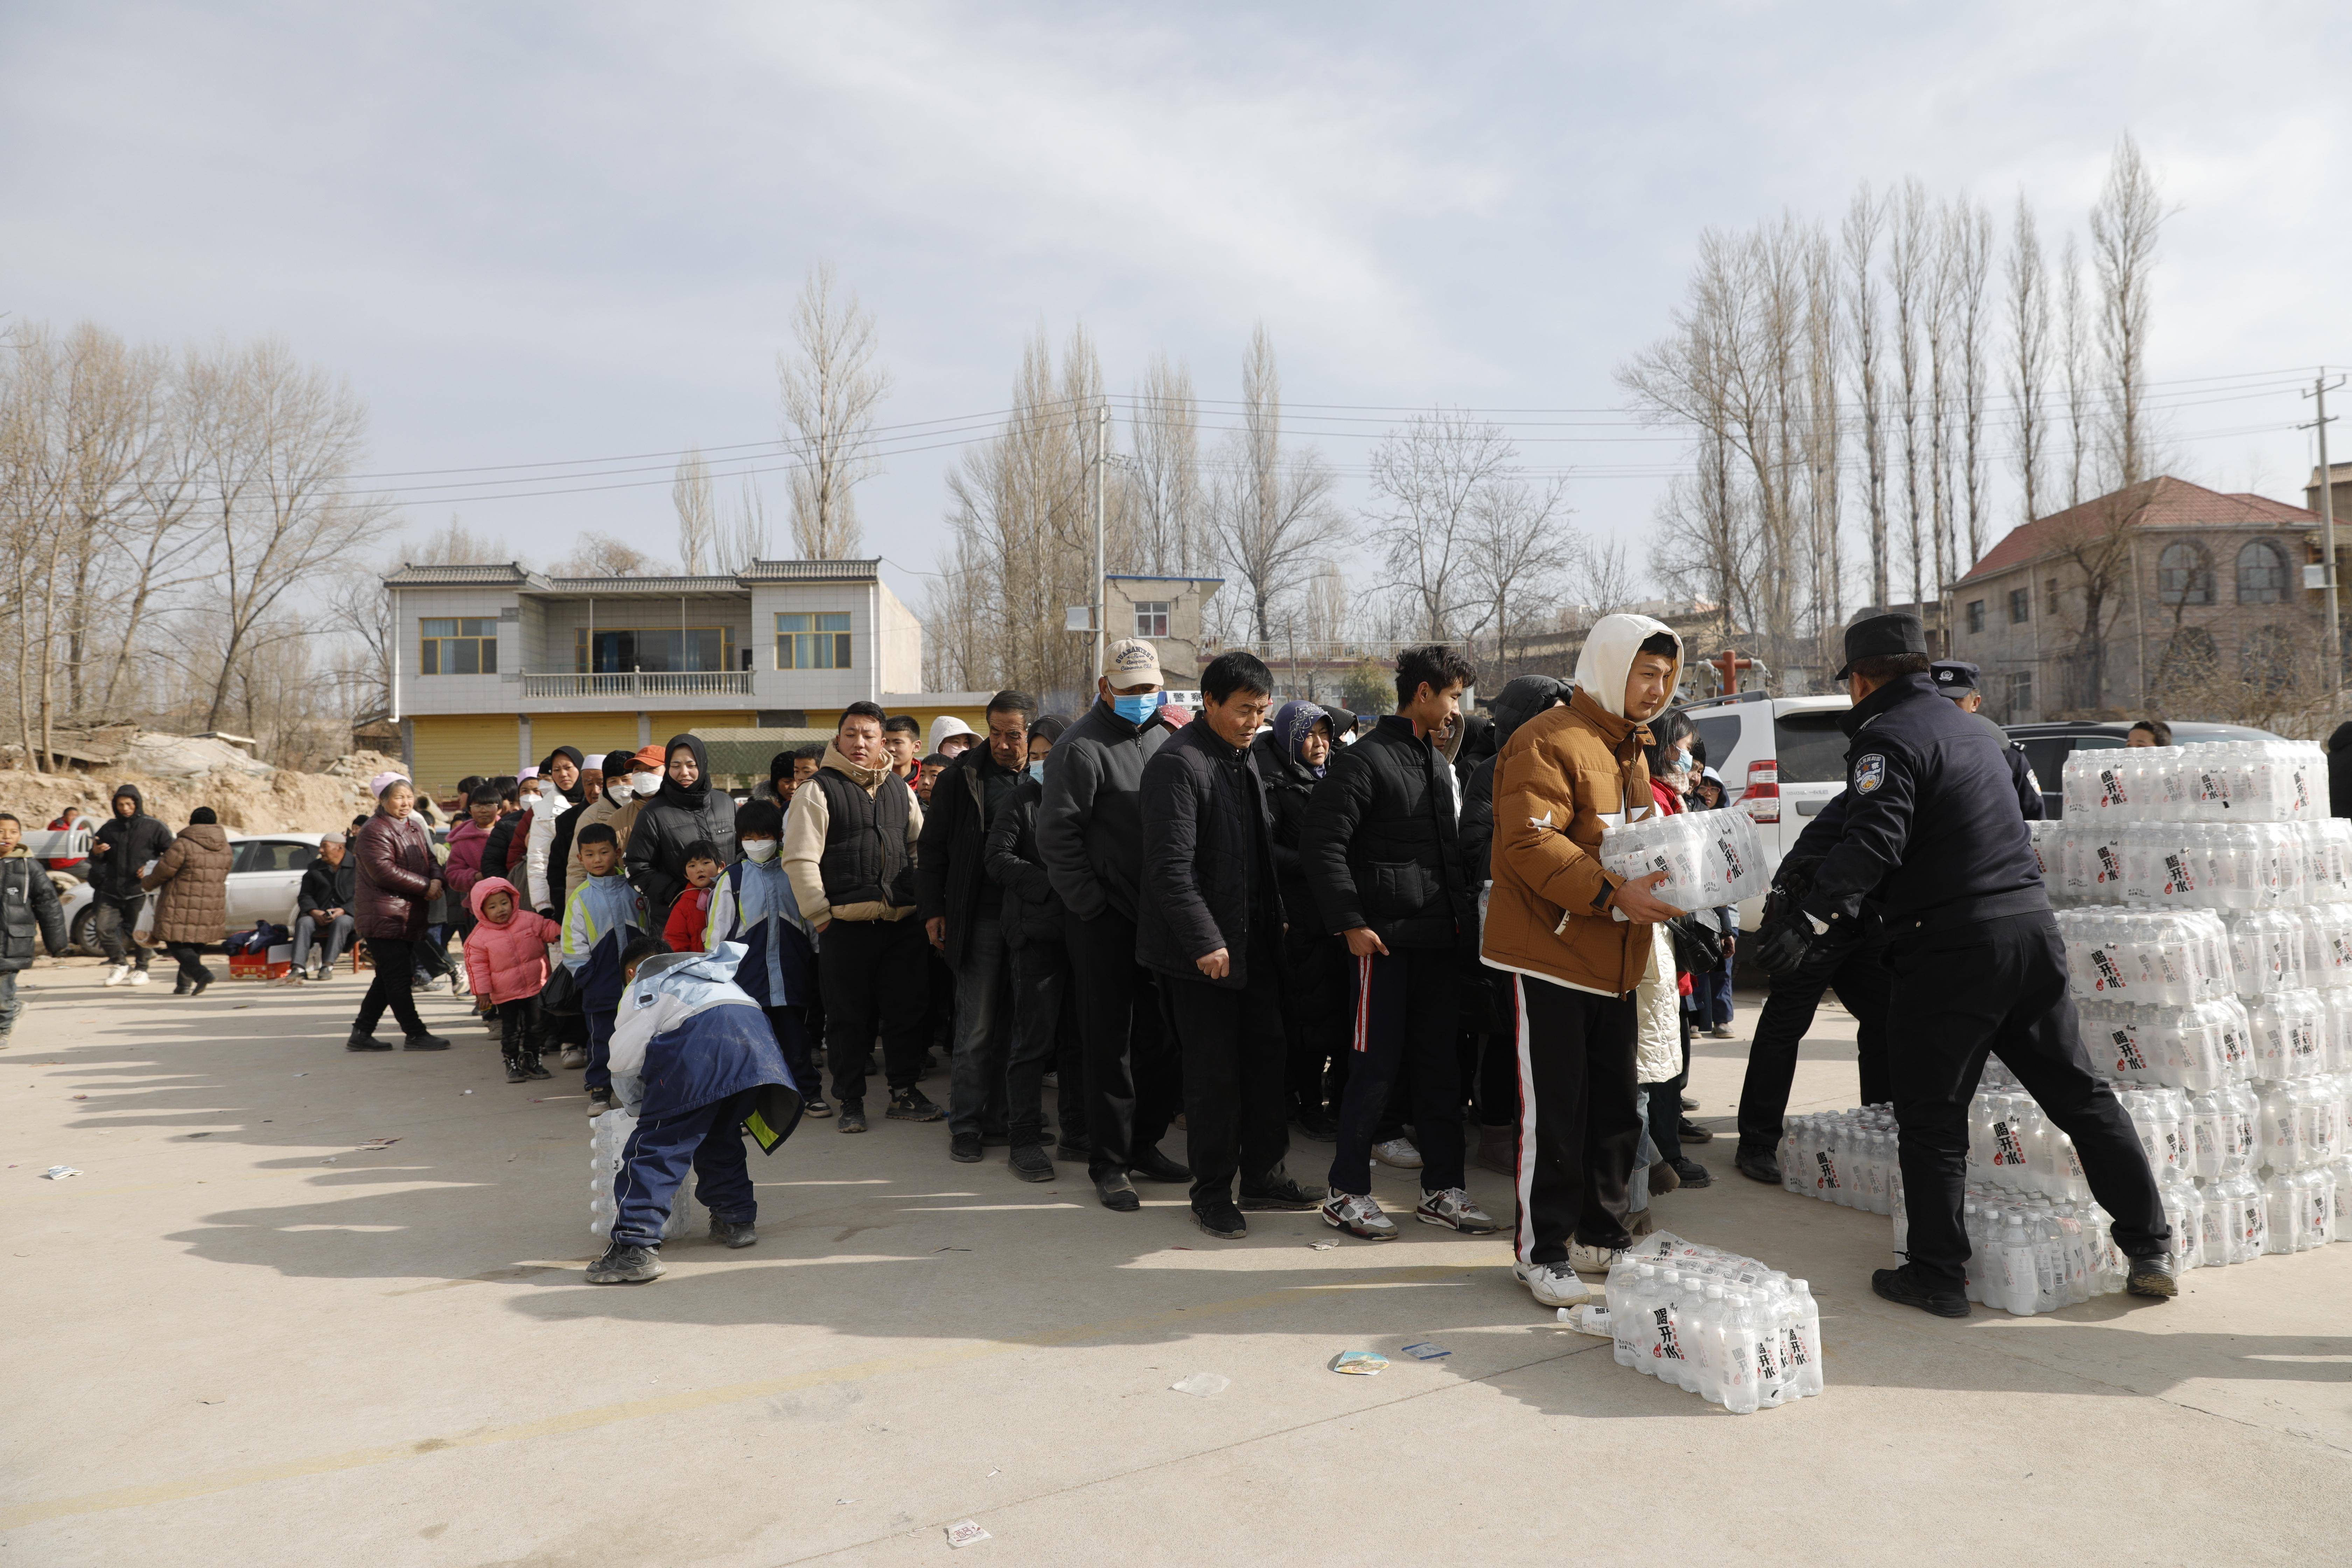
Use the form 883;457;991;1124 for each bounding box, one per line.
5;960;2348;1566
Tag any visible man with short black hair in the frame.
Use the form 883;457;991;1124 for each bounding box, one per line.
880;714;923;783
2127;717;2172;748
919;688;1036;1162
1141;651;1323;1237
1306;643;1494;1242
782;702;938;1133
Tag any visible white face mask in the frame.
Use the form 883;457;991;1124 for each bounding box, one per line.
741;839;779;863
631;772;662;797
604;783;630;806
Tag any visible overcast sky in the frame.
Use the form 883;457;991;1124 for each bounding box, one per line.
4;2;2346;611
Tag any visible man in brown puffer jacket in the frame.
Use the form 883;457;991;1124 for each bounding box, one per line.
142;807;233;995
1482;613;1684;1310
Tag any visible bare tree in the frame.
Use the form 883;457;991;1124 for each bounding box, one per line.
1570;536;1643;623
407;515;511;565
1951;199;1994;569
1888;181;1931;606
1127;353;1204;574
2089;134;2165;489
672;447;717;573
722;479;770;573
1205;324;1344;644
1364;408;1519;640
1925;204;1956;592
551;531;669;577
1843;185;1890;610
2006;195;2052;524
1468;471;1574;664
2059;233;2090;508
777;262;889;560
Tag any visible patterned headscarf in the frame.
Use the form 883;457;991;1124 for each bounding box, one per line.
1270;699;1331;778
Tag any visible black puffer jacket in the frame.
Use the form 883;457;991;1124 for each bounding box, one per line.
1304;714;1474;950
984;774;1063;951
1;849;66;972
1036;698;1168;923
296;855;358;916
916;742;1021;966
88;785;174;903
626;733;737;926
1251;721;1321;930
1138;719;1282;989
1459;676;1569;889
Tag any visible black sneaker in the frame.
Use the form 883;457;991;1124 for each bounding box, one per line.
800;1094;833;1119
403;1032;452;1051
1055;1140;1092;1163
504;1060;529;1084
524;1057;553;1081
1669;1157;1712;1188
1871;1264;1971;1318
2126;1253;2178;1299
1193;1202;1248;1240
1733;1147;1783;1185
1094;1170;1141;1212
948;1132;982;1163
1676;1119;1715;1145
710;1217;758;1250
1008;1144;1054;1182
836;1100;868;1134
587;1242;664;1284
190;971;216;997
1128;1148;1191;1184
887;1087;944;1122
585;1086;616;1118
173;979;192;996
345;1030;394;1052
1292;1105;1340;1142
1239;1174;1325;1211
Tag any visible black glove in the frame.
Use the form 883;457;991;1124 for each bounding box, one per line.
1754;920;1817;977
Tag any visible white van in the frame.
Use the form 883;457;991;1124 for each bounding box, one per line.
1679;692;1854;928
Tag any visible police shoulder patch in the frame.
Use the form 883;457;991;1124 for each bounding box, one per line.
1854;754;1888;793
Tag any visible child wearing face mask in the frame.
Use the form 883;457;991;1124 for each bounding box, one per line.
704;800;828;1117
662;841;725;953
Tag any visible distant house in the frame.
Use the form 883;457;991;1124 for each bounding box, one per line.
1104;573;1222;684
1949;477;2329;721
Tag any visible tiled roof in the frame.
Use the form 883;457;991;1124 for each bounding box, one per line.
1954;477;2320;587
544;575;747;594
736;558;882;582
382;559;884;592
380;562;540;587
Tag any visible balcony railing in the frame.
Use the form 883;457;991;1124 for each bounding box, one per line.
520;671;755;699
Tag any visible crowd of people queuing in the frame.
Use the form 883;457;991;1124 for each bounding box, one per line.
6;617;1763;1301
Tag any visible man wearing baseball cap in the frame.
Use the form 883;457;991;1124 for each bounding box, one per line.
1037;637;1191;1211
1930;660;2044;819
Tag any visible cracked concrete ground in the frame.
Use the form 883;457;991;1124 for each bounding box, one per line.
4;959;2348;1565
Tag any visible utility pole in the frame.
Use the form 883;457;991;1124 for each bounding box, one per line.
2303;372;2345;721
1094;400;1108;680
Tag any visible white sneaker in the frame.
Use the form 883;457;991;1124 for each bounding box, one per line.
1569;1241;1630;1275
103;964;132;987
1416;1186;1498;1233
1515;1258;1591;1307
129;969;152;985
1371;1137;1423;1170
1321;1190;1399;1240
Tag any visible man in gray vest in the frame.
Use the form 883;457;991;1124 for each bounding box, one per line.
782;700;942;1135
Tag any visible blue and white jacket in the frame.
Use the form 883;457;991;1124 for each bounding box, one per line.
703;856;818;1010
608;944;797;1126
562;870;648;1011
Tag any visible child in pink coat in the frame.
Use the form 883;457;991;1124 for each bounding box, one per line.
465;876;562;1083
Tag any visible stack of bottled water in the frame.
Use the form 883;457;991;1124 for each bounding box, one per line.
590;1109;706;1241
1598;806;1769;916
2058;740;2325;825
1602;1232;1823;1414
1773;1105;1900;1214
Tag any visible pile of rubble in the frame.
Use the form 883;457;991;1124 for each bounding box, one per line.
0;734;397;837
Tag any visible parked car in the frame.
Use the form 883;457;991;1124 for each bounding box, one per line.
61;832;325;954
1679;690;1854;928
2001;720;2283;819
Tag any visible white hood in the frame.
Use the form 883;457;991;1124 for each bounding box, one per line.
1573;613;1682;720
927;714;976;753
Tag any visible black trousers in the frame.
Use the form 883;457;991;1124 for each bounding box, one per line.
1006;930;1086;1151
1165;937;1293;1208
496;996;541;1066
1511;974;1641;1265
1064;907;1178;1177
1330;946;1464;1196
819;918;929;1105
1735;935;1895;1155
353;936;425;1036
1888;911;2169;1290
1279;926;1349;1113
164;941;211;986
1644;1012;1692;1166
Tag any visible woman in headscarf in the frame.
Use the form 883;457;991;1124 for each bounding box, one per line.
347;774;451;1052
625;733;737;931
1253;699;1344;1140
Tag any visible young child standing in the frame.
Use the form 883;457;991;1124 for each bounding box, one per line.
705;801;828;1119
589;936;804;1285
662;839;724;953
563;822;649;1118
464;876;561;1082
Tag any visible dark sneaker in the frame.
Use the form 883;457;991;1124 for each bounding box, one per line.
345;1030;394;1052
1676;1119;1715;1145
710;1217;758;1250
190;969;217;996
1094;1170;1141;1212
1008;1144;1054;1182
887;1087;944;1122
1669;1157;1712;1188
1872;1265;1971;1318
1239;1175;1325;1211
1128;1148;1191;1184
504;1060;529;1084
587;1242;663;1284
949;1132;983;1163
173;980;192;996
403;1032;452;1051
1292;1105;1339;1142
836;1100;868;1134
1733;1147;1783;1185
1055;1140;1092;1163
2126;1253;2178;1299
1193;1202;1248;1240
1680;1095;1700;1111
585;1087;616;1118
558;1046;588;1069
800;1094;833;1119
524;1057;553;1081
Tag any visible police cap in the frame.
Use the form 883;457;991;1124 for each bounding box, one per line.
1834;612;1929;681
1930;660;1981;697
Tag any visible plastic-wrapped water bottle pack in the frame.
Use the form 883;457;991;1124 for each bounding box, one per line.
1601;1231;1822;1414
2059;741;2325;824
589;1109;706;1242
1597;807;1769;916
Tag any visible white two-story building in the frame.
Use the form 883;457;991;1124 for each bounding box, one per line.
383;559;966;793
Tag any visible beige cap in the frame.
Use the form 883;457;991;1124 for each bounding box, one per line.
1103;637;1163;687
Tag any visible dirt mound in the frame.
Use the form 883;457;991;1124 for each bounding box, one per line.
0;764;374;838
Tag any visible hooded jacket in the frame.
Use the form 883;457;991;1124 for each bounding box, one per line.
1;845;67;972
567;778;652;903
141;821;234;945
444;818;493;904
1483;614;1682;996
625;734;737;926
1459;676;1569;892
606;945;798;1129
1303;713;1473;950
352;807;436;942
780;741;924;925
89;785;174;903
915;739;1021;966
523;776;571;912
1252;699;1329;930
928;715;977;755
1036;696;1169;923
462;875;562;1004
561;863;649;1010
705;852;817;1009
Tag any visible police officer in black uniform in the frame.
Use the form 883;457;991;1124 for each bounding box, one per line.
1930;660;2044;819
1755;612;2175;1315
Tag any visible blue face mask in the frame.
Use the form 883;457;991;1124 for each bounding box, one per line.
1111;692;1159;724
1026;761;1045;783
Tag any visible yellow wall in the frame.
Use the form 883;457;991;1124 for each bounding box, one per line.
645;710;761;740
531;716;643;765
408;715;519;798
880;703;989;740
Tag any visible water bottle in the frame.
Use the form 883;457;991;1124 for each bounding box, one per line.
1784;1281;1822;1397
1718;1289;1760;1415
